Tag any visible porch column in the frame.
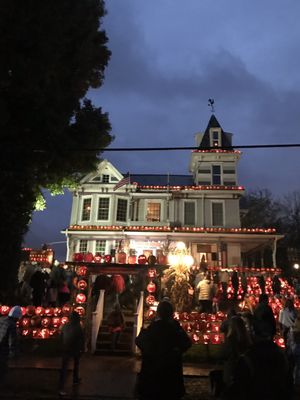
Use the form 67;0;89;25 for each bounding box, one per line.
272;238;278;267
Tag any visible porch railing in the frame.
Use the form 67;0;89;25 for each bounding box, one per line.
91;289;105;354
132;291;144;354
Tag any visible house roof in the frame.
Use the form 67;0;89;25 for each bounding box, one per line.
127;174;194;186
198;114;233;149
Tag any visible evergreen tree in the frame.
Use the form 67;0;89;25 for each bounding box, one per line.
0;0;113;298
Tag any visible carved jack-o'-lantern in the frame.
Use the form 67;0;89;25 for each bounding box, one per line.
147;268;157;278
52;317;61;328
41;317;51;328
62;304;72;315
21;317;30;328
61;316;69;325
77;279;87;290
138;254;147;265
1;305;10;316
26;305;35;316
145;295;155;305
76;293;86;304
53;307;62;317
44;308;54;317
76;266;87;277
147;281;156;293
74;306;85;316
35;306;45;316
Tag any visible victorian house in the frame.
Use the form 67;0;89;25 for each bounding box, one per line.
63;115;282;269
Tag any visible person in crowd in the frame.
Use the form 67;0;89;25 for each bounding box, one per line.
272;274;281;296
30;266;47;306
59;311;84;396
258;275;266;294
279;298;297;345
219;316;252;396
106;303;125;351
135;300;191;400
253;293;276;340
240;272;248;299
0;306;22;383
58;279;71;306
231;271;239;300
287;312;300;389
196;273;215;313
226;317;293;400
220;307;237;336
219;269;230;302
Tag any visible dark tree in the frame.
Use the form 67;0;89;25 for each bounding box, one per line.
0;0;113;298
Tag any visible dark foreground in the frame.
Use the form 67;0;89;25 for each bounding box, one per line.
0;353;212;400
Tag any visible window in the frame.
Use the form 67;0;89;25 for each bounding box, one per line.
146;202;161;222
116;199;128;222
95;240;106;254
102;174;109;183
184;202;195;225
81;198;92;221
212;130;220;147
212;165;221;185
97;198;109;220
79;239;88;253
212;202;224;226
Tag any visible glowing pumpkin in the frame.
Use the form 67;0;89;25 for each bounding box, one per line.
147;281;156;293
76;293;86;304
77;279;87;290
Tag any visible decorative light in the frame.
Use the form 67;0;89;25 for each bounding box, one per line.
294;263;300;270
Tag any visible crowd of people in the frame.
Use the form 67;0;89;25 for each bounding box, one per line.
16;262;74;307
209;294;300;399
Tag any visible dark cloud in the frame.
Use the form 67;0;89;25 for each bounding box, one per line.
25;0;300;251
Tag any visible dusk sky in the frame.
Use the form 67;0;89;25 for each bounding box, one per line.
25;0;300;260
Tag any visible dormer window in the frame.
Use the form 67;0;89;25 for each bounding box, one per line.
210;130;221;147
102;174;109;183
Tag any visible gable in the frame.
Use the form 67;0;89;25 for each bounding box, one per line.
80;159;123;184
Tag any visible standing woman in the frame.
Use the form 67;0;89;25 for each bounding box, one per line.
135;301;191;400
220;316;252;397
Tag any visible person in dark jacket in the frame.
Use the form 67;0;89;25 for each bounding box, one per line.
253;293;276;340
107;303;125;351
135;300;191;400
59;311;84;396
0;306;22;383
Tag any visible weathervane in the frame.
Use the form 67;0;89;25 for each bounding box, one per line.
208;98;215;113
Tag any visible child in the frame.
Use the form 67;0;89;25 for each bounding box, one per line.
106;303;125;351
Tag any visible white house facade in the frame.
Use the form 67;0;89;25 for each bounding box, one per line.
63;115;282;268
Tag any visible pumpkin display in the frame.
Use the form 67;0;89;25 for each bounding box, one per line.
35;306;45;316
1;305;10;316
77;279;88;290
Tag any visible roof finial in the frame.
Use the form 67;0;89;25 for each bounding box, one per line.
208;98;215;113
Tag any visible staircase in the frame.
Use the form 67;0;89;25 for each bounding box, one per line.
94;309;135;356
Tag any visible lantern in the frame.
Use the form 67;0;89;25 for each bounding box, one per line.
76;293;86;304
138;255;147;265
74;306;85;316
73;252;84;262
147;268;157;278
128;255;137;264
1;305;10;316
25;305;35;316
53;307;62;317
61;316;69;325
147;281;156;293
44;308;53;317
38;328;50;339
104;254;112;263
41;317;51;328
52;317;61;328
76;266;87;277
145;295;155;305
211;334;222;345
83;252;94;262
62;304;72;315
35;306;45;316
116;251;127;264
77;279;88;290
21;318;30;328
94;253;102;263
21;329;31;337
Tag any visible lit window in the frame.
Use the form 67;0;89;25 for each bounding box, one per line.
116;199;128;222
146;202;161;222
212;130;220;147
79;240;88;253
97;198;109;220
95;240;106;254
212;202;224;226
184;202;195;226
81;198;92;221
102;174;109;183
212;165;221;185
